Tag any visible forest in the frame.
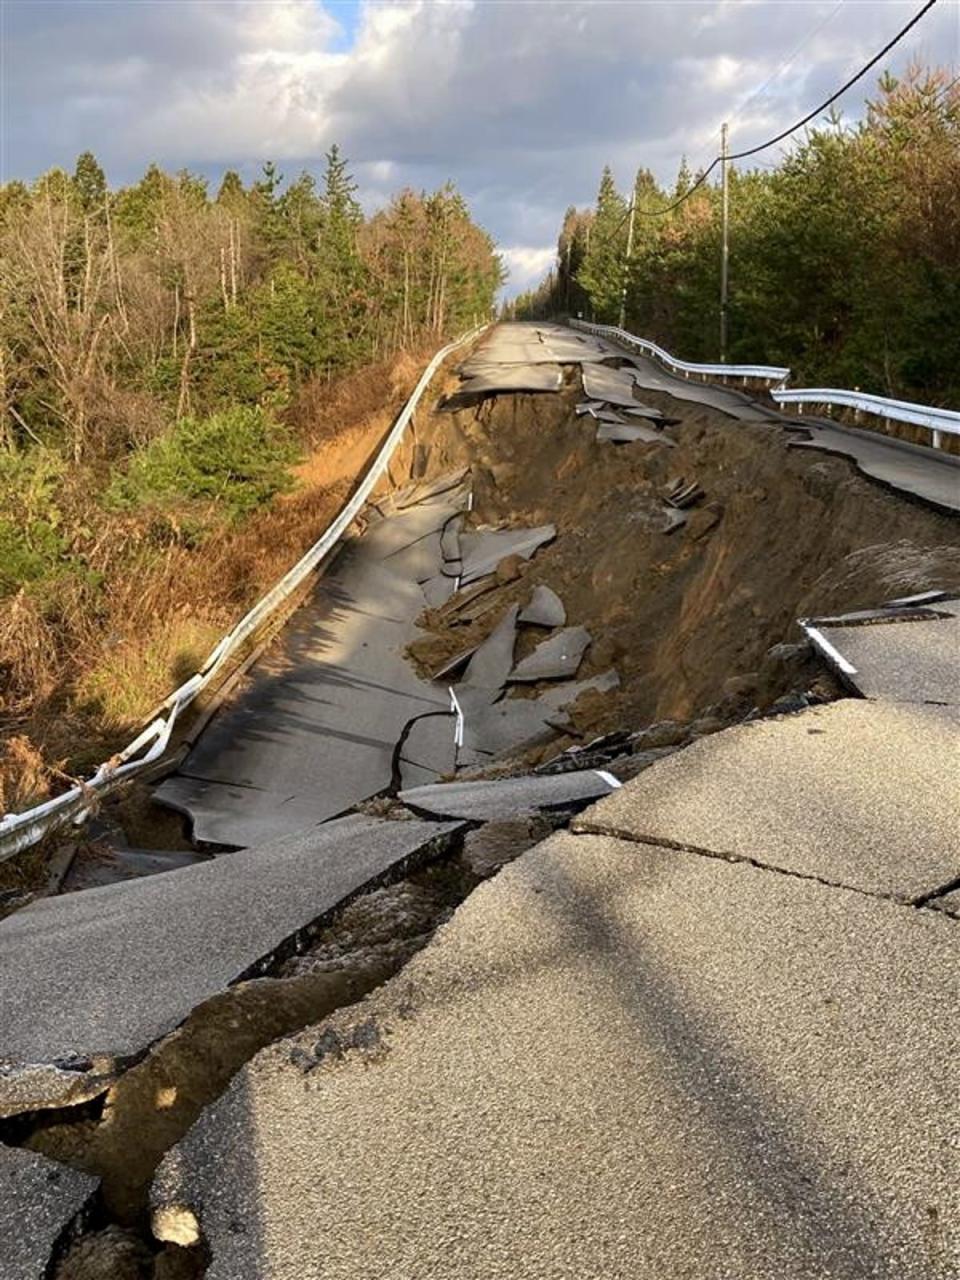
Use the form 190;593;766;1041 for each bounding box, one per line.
0;149;501;808
514;68;959;406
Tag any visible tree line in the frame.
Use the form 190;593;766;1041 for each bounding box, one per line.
513;68;959;405
0;147;502;464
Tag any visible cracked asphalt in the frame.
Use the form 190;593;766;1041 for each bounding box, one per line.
154;828;960;1279
153;701;960;1279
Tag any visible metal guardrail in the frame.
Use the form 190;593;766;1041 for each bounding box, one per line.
0;326;486;863
569;319;791;387
771;387;960;449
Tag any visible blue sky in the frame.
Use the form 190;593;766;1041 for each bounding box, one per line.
3;0;958;294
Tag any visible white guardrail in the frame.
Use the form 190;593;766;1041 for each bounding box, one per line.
770;387;960;449
572;319;959;449
569;319;791;387
0;325;486;864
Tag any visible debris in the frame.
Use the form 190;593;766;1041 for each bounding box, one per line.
459;605;519;691
518;585;566;628
399;770;620;821
508;626;591;683
597;421;671;445
663;477;704;509
458;525;556;585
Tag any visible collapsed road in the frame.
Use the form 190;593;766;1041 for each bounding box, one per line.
1;322;958;1279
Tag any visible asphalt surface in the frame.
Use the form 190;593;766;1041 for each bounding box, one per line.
789;418;960;513
152;826;960;1280
0;815;460;1114
399;770;619;820
155;504;460;847
627;354;776;422
575;699;960;902
814;608;960;704
1;1144;98;1280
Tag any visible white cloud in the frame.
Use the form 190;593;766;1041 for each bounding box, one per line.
501;246;558;295
4;0;958;282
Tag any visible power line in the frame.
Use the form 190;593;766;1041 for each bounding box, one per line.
730;0;940;160
728;0;848;131
591;0;942;245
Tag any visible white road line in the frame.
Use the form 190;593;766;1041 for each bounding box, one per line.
802;624;858;676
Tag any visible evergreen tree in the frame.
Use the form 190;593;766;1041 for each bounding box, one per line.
576;167;628;322
72;151;107;214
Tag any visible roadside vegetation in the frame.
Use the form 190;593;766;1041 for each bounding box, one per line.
0;147;502;809
514;68;959;405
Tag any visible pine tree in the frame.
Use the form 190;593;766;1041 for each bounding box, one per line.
72;151;107;214
576;167;628;322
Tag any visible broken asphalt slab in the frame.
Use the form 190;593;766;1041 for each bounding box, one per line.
155;539;452;848
575;699;960;901
788;419;960;514
152;828;960;1280
518;584;565;627
507;625;591;682
399;770;620;820
1;1144;99;1280
597;420;673;445
0;815;461;1116
457;524;556;585
807;604;960;704
458;604;519;690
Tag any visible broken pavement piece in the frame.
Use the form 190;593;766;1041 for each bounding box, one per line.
663;478;704;509
0;814;462;1116
508;626;591;683
1;1144;99;1280
597;421;672;445
458;525;556;585
459;605;519;691
399;770;620;821
803;599;960;705
519;585;566;628
455;686;569;765
661;507;688;534
581;364;643;407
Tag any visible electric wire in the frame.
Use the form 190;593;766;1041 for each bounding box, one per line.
591;0;942;247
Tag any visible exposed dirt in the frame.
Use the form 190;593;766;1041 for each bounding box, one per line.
406;373;960;756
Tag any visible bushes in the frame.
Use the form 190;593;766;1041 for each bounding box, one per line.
0;449;84;600
108;405;298;522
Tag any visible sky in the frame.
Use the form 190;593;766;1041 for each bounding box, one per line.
2;0;958;296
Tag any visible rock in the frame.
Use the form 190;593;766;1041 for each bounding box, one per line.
685;503;723;541
721;674;758;700
760;641;812;678
770;693;810;715
495;554;525;585
54;1226;153;1280
688;716;726;739
631;720;689;750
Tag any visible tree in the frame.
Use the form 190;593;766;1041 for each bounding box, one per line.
576;167;629;322
72;152;107;215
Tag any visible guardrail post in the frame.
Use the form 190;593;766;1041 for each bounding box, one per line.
932;428;942;449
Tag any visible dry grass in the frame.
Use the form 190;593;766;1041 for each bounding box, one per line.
0;349;432;810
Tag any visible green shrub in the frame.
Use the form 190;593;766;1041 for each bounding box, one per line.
0;448;84;599
108;405;298;521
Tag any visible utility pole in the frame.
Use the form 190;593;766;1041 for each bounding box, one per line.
618;189;636;330
720;121;730;362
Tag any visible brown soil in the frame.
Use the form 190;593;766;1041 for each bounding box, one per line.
407;375;960;752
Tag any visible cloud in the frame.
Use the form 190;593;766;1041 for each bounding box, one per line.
4;0;958;295
500;245;559;295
